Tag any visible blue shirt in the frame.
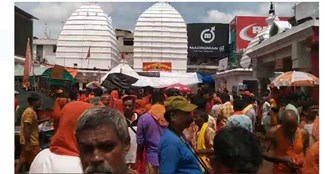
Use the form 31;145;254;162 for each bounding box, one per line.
158;128;202;174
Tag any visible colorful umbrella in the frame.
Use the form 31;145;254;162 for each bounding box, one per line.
86;81;100;89
165;83;192;93
270;71;319;88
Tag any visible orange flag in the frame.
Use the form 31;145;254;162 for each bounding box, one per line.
22;38;33;88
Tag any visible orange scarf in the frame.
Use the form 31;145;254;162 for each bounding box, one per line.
111;90;119;100
50;101;93;156
52;98;68;119
51;98;68;132
148;104;168;126
232;111;244;115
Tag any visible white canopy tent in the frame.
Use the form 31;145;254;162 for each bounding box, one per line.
101;60;140;82
132;72;202;88
101;60;202;88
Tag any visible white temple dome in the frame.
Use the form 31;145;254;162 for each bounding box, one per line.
133;2;188;72
56;3;119;70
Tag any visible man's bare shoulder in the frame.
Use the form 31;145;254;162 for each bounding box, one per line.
266;125;281;140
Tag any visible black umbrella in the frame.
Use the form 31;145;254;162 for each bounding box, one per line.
101;61;139;90
16;91;54;111
101;73;138;90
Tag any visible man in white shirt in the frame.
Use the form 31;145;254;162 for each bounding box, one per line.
122;95;138;168
261;92;271;132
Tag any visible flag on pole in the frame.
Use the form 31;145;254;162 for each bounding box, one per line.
22;38;33;89
86;46;90;59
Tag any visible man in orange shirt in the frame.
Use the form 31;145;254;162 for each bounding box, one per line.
302;107;319;174
109;89;120;109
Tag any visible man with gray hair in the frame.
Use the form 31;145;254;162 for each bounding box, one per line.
76;107;137;174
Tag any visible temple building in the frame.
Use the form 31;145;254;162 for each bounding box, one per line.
133;2;188;72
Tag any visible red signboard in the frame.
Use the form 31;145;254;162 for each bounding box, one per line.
234;16;289;49
143;62;172;72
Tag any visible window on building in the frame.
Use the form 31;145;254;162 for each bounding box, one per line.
123;38;134;46
74;63;78;67
53;45;57;53
36;45;43;59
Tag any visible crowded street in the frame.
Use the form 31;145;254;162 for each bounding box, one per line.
13;2;319;174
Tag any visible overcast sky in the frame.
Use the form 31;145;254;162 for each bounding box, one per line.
15;2;297;39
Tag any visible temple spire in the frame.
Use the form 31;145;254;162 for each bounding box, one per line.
269;2;275;15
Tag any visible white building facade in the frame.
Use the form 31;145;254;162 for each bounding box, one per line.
56;3;120;70
133;2;188;72
33;38;57;65
116;29;134;67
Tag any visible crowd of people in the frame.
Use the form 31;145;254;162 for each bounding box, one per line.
14;84;319;174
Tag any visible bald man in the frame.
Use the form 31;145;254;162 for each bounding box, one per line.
263;110;309;173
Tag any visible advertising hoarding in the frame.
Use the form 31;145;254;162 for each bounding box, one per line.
187;23;229;59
